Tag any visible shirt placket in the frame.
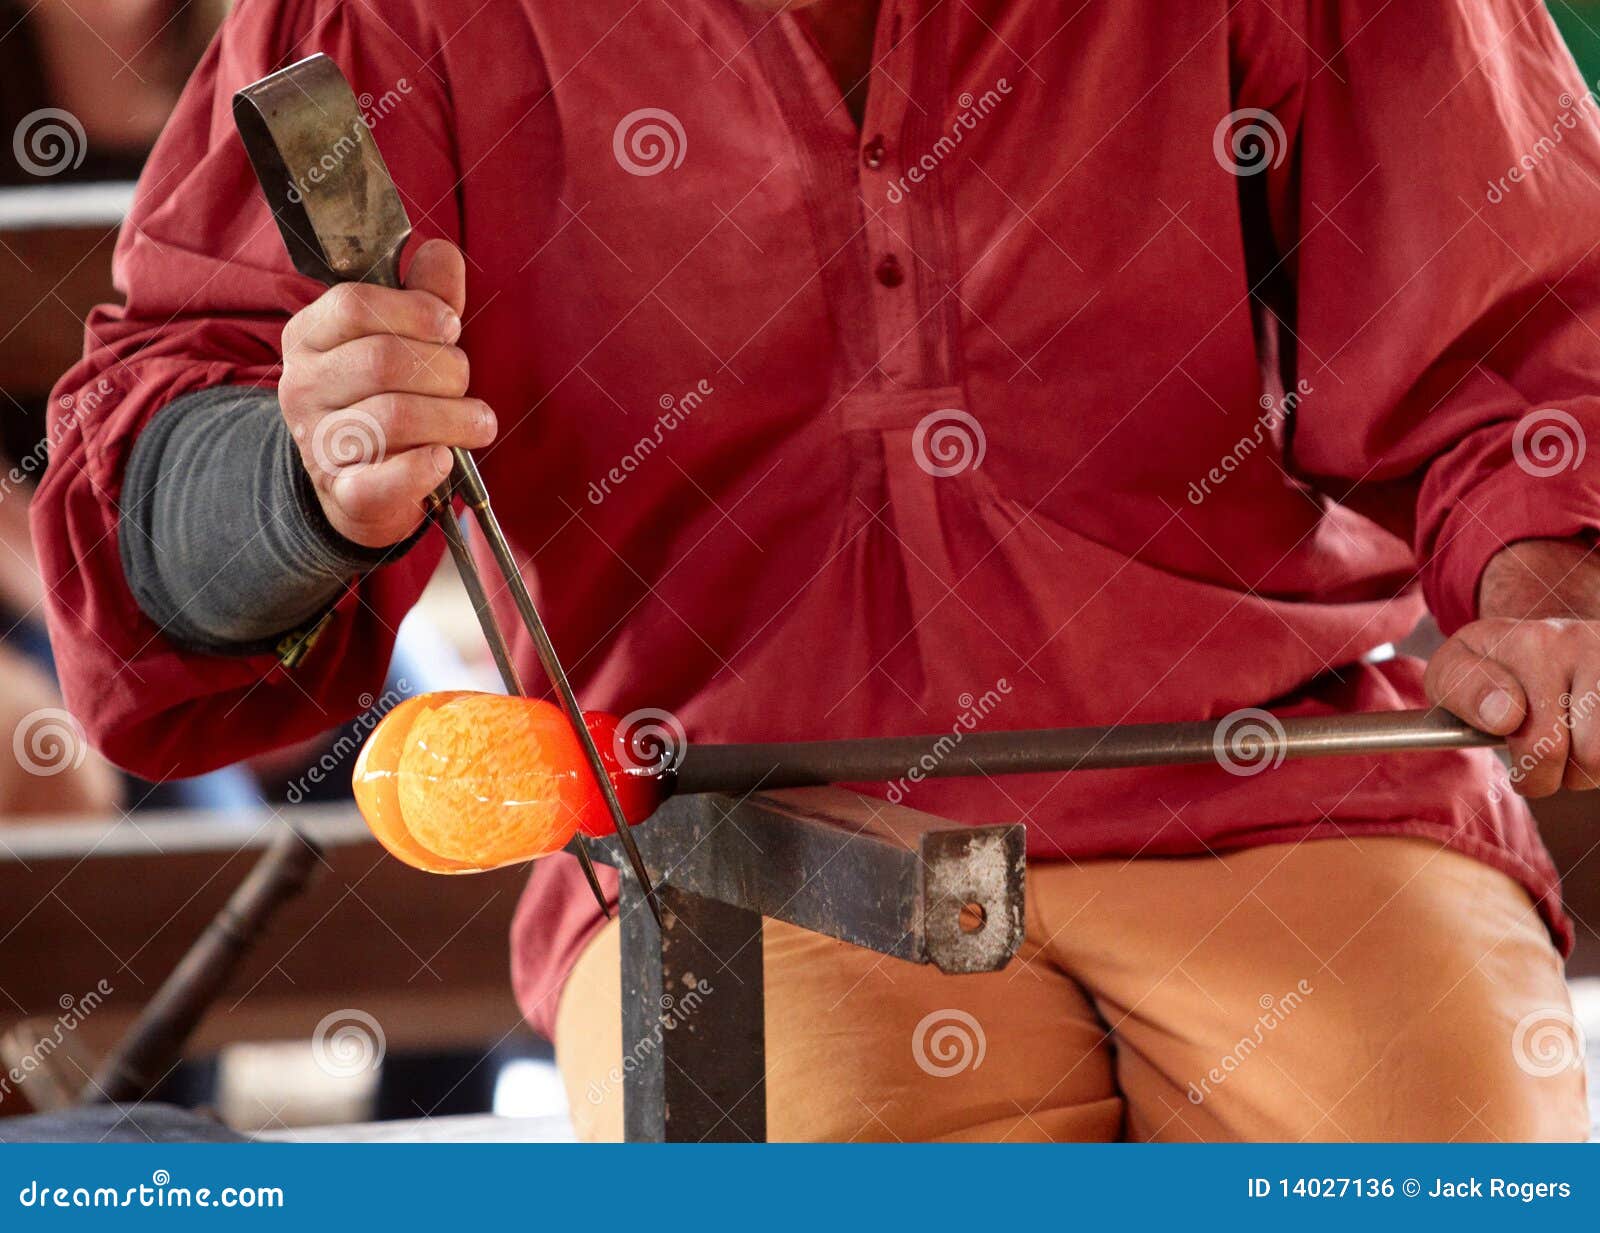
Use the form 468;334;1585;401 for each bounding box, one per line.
859;1;924;388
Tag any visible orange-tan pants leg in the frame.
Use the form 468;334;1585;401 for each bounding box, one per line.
554;836;1589;1142
1034;836;1589;1142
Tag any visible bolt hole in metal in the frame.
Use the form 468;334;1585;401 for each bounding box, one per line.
958;901;987;934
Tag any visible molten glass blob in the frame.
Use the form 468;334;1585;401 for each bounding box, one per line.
352;691;476;873
352;692;665;873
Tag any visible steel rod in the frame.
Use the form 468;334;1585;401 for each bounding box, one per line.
671;708;1499;795
427;496;521;693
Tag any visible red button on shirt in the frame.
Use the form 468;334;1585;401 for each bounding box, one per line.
35;0;1598;1038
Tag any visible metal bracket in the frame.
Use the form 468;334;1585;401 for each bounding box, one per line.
588;787;1026;1141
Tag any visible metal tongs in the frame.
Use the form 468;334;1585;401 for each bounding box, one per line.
233;54;660;924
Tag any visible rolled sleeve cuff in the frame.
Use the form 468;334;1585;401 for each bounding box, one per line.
1422;414;1600;634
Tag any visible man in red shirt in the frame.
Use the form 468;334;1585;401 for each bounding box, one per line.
33;1;1600;1139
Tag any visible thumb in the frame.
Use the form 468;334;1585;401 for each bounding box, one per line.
403;238;466;317
1424;633;1527;735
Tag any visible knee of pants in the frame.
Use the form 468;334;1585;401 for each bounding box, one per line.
1138;965;1591;1143
1308;984;1589;1143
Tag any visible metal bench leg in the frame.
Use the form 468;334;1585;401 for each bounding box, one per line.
620;880;765;1142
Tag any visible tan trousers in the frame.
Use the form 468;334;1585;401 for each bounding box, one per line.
554;837;1591;1141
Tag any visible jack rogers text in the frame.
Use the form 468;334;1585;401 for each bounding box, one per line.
1249;1177;1573;1202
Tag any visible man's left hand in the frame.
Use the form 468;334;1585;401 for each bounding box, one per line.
1425;538;1600;797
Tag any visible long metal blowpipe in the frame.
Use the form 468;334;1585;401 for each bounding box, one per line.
669;707;1501;795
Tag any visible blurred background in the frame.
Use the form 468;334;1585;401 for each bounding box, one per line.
0;0;1596;1139
0;0;563;1138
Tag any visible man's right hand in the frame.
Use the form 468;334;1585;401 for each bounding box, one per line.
277;239;497;548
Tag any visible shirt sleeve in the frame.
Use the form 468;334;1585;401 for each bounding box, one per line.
1241;0;1600;634
119;385;415;655
30;0;461;778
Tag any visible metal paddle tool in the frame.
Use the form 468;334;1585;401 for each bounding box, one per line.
233;54;661;924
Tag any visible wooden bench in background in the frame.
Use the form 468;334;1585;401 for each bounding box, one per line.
0;806;531;1113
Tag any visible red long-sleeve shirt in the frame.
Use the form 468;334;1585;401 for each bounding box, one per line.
35;0;1600;1036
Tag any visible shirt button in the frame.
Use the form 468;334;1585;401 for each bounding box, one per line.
875;253;905;287
862;135;887;169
